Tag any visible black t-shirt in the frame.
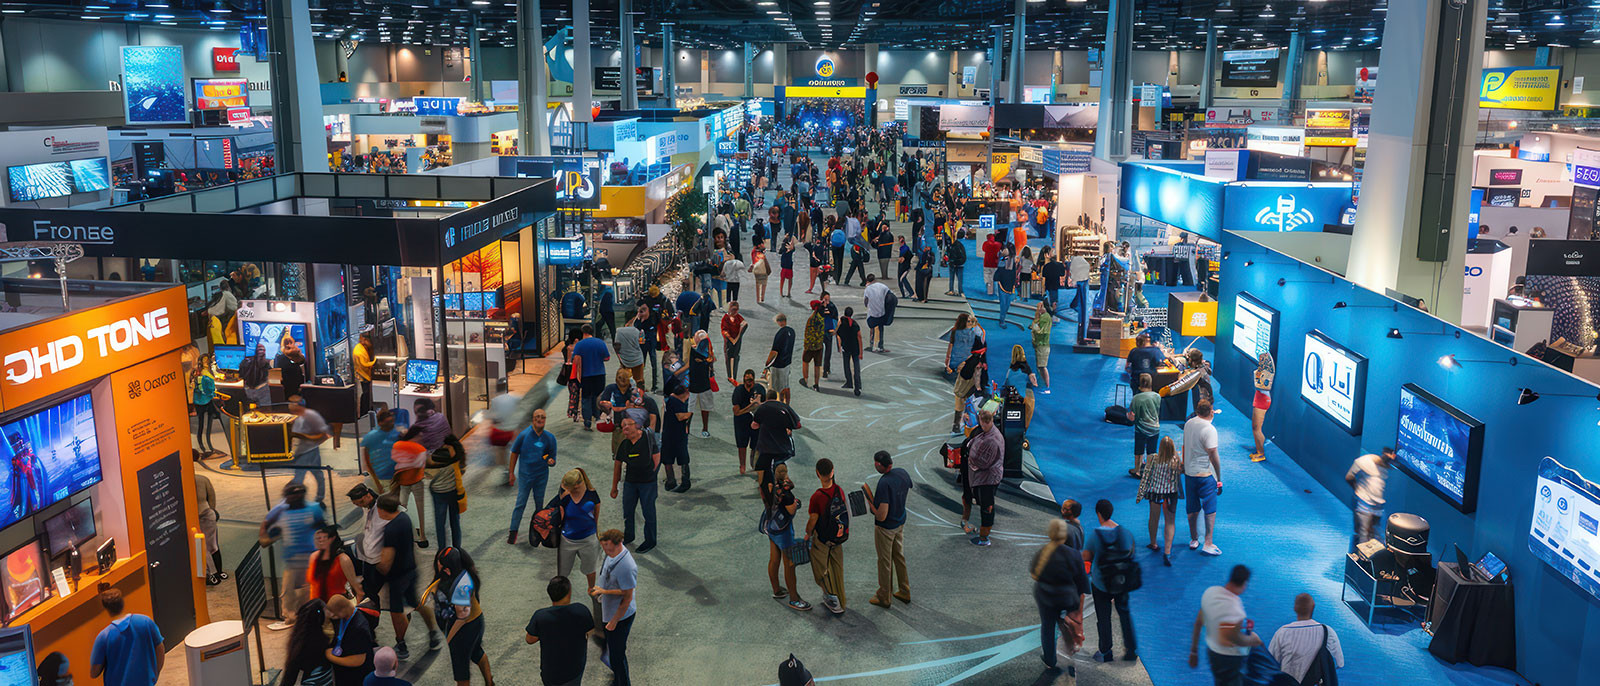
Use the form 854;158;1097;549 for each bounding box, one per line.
753;401;800;456
732;383;767;415
380;512;416;577
770;327;795;368
838;319;863;356
615;431;659;483
330;611;376;686
1042;261;1068;290
664;396;691;453
876;231;894;259
1126;345;1165;378
526;604;595;685
807;243;829;267
689;345;713;392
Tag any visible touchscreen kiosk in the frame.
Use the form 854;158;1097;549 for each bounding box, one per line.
0;625;36;685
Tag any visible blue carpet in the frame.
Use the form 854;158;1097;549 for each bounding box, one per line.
954;237;1528;686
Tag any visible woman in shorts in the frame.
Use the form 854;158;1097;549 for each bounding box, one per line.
1136;436;1184;567
1251;351;1275;462
778;235;797;299
553;468;603;615
430;547;493;686
750;239;772;303
762;463;812;611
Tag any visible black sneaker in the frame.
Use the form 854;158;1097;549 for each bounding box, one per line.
394;642;410;661
416;539;429;549
636;541;657;554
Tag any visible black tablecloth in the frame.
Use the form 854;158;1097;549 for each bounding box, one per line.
1427;562;1517;671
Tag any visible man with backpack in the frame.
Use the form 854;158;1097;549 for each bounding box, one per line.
862;274;894;353
1267;594;1343;685
805;458;850;615
1082;499;1139;663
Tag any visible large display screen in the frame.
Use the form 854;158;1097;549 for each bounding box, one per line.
194;78;248;111
1530;456;1600;601
1221;49;1281;88
43;498;95;557
1231;292;1277;359
0;541;45;623
1300;330;1366;434
6;158;110;202
405;359;440;385
0;394;102;529
1395;384;1483;513
240;321;309;361
121;45;188;124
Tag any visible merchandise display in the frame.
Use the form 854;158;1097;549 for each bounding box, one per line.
0;393;102;528
1395;384;1483;513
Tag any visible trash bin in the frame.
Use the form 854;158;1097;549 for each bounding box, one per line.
184;620;249;685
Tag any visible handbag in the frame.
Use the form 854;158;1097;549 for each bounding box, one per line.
528;504;563;548
785;540;811;566
596;415;615;433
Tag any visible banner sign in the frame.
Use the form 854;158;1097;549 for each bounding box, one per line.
414;97;463;117
939;104;990;130
212;47;240;72
1222;182;1355;232
121;46;188;124
1119;162;1227;241
1480;67;1563;111
1221;48;1280;88
1304;108;1352;130
194;79;248;110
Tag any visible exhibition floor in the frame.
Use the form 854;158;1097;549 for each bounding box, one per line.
958;257;1529;686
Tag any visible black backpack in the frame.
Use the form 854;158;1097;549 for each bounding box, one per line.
1095;528;1142;594
883;291;899;325
815;487;850;544
1298;625;1340;686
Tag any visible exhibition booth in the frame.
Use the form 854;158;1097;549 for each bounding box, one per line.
1216;231;1600;686
0;172;557;433
0;281;207;685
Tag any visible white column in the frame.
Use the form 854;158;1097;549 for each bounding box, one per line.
573;0;593;122
1199;20;1217;109
700;50;710;94
1007;0;1026;104
1094;0;1132;159
774;43;788;88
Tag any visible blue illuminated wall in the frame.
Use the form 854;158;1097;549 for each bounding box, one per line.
1216;232;1600;686
1221;182;1355;233
1118;161;1226;241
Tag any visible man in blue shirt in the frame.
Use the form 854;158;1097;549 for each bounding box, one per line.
862;451;913;608
1124;332;1166;381
1082;499;1138;663
572;324;612;430
90;588;164;686
508;408;558;544
360;409;402;494
260;482;327;630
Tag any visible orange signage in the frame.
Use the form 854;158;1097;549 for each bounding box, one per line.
0;287;189;412
196;79;248;110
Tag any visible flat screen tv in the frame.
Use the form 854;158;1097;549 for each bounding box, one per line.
1300;330;1367;434
1395;384;1483;513
239;321;309;361
43;497;96;557
0;625;36;684
1529;456;1600;600
0;541;46;624
405;359;440;386
1232;291;1278;360
212;344;247;372
0;393;103;528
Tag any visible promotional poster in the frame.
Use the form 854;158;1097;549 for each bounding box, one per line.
1301;330;1366;434
0;393;102;527
1232;292;1277;359
1530;457;1600;601
120;46;188;125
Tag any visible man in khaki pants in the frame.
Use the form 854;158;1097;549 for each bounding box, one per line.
806;458;849;615
863;450;912;608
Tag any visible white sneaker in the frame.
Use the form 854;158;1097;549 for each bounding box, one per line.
267;621;293;631
1200;544;1222;556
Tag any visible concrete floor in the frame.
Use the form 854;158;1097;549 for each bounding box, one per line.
161;159;1149;686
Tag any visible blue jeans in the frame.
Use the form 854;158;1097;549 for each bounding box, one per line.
949;264;964;294
510;466;550;533
1037;598;1074;669
607;613;636;685
580;376;606;425
432;490;461;548
288;448;326;502
998;290;1014;325
1093;588;1136;656
1073;281;1089;340
621;481;658;545
1208;650;1245;686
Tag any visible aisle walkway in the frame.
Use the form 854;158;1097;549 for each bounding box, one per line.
955;240;1528;686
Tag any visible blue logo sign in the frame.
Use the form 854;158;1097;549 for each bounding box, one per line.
815;56;835;78
1576;165;1600;187
444;227;457;248
978;215;995;230
415;97;462;116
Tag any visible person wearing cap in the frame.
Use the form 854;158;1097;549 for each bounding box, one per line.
777;654;814;686
261;481;327;631
362;646;411;686
287;394;331;503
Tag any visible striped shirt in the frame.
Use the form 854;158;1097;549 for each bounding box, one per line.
1138;459;1183;501
1268;620;1344;683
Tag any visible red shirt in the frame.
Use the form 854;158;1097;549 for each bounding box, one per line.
809;485;843;520
721;313;746;341
982;238;1003;268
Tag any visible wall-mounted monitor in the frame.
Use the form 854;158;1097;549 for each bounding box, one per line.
239;321;310;362
6;157;111;202
212;344;247;372
1300;330;1367;434
43;497;96;558
1395;384;1484;513
1231;291;1278;360
0;393;103;529
0;541;46;624
1530;456;1600;601
405;359;440;386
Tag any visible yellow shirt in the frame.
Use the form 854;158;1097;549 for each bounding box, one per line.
353;343;374;382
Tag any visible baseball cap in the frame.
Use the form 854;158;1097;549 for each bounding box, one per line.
778;654;813;686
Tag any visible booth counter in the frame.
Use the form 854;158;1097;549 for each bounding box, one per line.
0;282;207;683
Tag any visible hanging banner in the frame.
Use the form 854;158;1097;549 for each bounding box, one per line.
1480;67;1563;111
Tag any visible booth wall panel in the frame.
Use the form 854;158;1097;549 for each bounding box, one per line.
387;175;439;200
302;173;338;197
337;174;388;198
236;177;278;207
1217;231;1600;686
439;175;492;199
192;186;238;213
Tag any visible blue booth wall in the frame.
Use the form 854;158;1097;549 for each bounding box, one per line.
1216;232;1600;686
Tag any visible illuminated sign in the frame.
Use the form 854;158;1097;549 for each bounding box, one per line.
1223;183;1355;232
212;47;240;72
815;56;836;78
1304;135;1358;147
1304;108;1351;129
0;287;187;411
1480;66;1562;111
414;97;463;116
195;78;248;110
785;86;867;98
1301;330;1366;434
1530;457;1600;601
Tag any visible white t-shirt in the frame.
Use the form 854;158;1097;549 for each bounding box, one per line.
1346;454;1389;507
358;505;387;564
1182;416;1219;478
863;282;891;318
1201;585;1250;656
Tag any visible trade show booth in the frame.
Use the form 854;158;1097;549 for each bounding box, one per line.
0;281;207;686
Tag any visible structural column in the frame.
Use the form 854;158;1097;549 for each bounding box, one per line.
744;41;755;99
517;0;551;155
773;43;788;88
1282;30;1304;106
265;0;326;172
1094;0;1132;159
573;0;593;122
1199;19;1217;110
470;13;485;103
663;24;677;108
947;51;960;95
1347;0;1488;322
619;0;638;110
700;50;710;95
865;43;878;80
990;26;1003;108
1007;0;1025;105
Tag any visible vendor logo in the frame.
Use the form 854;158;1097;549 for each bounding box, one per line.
1188;311;1209;330
126;379;142;399
32;219;115;244
815;57;835;79
900;85;929;96
4;307;171;385
1252;194;1315;231
445;226;458;248
1303;351;1325;394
